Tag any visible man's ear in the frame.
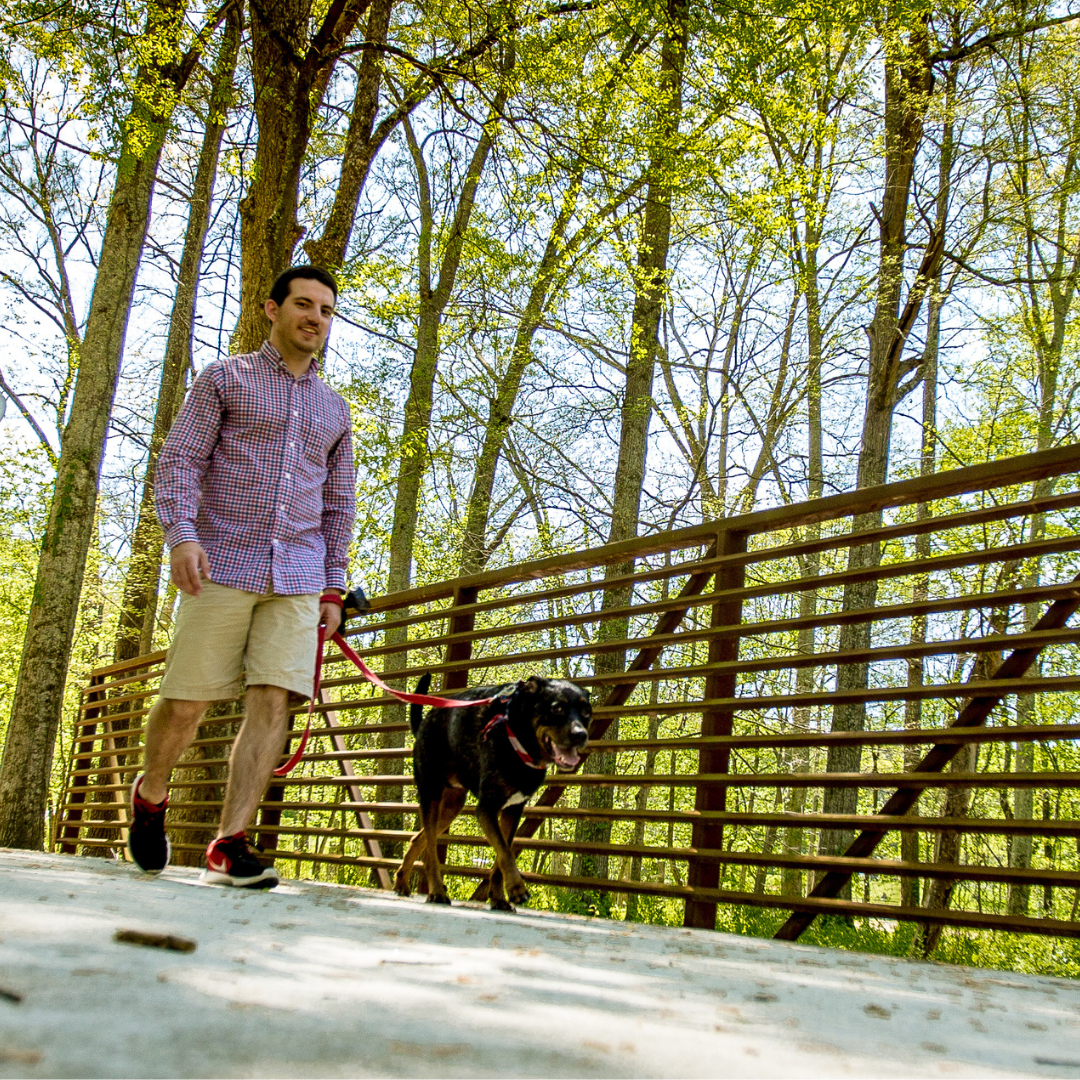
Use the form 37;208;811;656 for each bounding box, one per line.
263;298;279;324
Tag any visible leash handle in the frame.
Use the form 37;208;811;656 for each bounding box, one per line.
272;622;325;777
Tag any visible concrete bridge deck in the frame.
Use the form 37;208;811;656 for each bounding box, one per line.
1;848;1079;1078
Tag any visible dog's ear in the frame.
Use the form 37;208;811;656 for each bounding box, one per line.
520;675;545;695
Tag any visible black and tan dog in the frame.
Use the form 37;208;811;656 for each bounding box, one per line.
394;674;590;910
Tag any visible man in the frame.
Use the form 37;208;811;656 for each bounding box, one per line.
127;265;356;888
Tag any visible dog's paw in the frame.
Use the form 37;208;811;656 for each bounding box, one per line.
508;881;530;904
393;874;411;897
426;893;452;905
489;898;516;913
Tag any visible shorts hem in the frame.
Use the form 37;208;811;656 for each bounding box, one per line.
158;682;241;702
245;674;314;701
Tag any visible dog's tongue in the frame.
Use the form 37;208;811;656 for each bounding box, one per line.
551;745;581;770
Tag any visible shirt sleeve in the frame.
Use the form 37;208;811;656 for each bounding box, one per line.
321;399;356;591
155;364;225;549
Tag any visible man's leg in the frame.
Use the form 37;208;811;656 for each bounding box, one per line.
128;697;210;872
202;591;319;888
140;698;211;805
217;684;290;839
201;684;290;888
130;582;253;873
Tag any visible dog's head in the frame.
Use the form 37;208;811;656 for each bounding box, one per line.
516;675;591;771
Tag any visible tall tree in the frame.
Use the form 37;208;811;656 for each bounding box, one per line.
231;0;371;353
573;0;688;893
113;2;243;662
0;0;230;849
815;4;1077;864
457;30;649;575
820;9;941;865
989;24;1080;914
375;45;514;846
385;55;514;600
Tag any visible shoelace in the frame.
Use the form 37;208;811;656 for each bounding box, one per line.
213;832;262;861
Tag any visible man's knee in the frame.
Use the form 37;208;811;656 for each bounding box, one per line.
156;697;209;726
244;685;291;725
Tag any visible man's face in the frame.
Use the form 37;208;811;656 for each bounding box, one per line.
264;278;336;359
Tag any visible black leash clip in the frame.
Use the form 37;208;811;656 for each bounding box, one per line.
342;586;371;623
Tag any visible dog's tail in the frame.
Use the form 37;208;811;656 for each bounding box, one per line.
410;673;432;734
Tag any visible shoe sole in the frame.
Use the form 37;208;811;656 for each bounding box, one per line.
200;868;279;889
128;774;171;874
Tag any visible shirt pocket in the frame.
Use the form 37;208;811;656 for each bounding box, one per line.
225;377;288;443
298;394;347;463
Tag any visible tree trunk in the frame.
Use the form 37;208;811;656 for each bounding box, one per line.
376;66;512;852
818;16;938;871
0;0;214;849
782;218;824;895
572;0;687;894
1005;33;1080;911
303;0;394;270
916;739;976;956
900;57;956;906
232;0;370;353
114;4;243;663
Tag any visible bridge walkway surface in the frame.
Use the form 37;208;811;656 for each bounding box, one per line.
1;849;1079;1078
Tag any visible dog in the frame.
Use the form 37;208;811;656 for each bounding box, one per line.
393;674;591;911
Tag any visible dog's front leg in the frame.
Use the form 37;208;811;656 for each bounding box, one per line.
418;787;467;904
421;798;451;903
488;804;526;911
477;803;529;907
394;829;427;897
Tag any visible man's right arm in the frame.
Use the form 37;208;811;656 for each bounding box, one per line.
156;365;224;595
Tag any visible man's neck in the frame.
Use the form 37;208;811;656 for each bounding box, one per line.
268;336;315;379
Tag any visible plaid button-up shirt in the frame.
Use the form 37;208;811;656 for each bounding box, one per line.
156;342;355;595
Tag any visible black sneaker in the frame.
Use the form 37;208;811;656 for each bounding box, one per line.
128;774;170;873
201;833;279;889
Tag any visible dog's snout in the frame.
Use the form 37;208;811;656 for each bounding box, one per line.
569;719;588;746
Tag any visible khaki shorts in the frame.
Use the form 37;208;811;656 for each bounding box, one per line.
159;581;320;702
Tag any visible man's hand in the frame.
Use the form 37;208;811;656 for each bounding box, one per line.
170;542;211;596
320;600;342;639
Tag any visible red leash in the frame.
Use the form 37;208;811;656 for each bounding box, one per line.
274;626;499;777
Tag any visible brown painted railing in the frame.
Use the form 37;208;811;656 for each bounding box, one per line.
55;444;1080;941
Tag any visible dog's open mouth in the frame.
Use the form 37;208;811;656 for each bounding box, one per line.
542;735;581;771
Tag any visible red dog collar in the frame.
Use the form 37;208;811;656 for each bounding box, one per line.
481;710;544;770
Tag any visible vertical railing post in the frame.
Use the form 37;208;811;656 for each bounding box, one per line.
685;529;747;929
57;671;106;854
442;584;479;691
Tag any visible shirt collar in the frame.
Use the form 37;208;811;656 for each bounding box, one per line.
258;340;319;378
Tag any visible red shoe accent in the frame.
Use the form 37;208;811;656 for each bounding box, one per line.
132;775;167;811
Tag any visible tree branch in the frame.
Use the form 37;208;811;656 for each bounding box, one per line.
930;11;1080;65
0;367;57;464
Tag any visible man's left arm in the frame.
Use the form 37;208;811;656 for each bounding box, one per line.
320;407;356;637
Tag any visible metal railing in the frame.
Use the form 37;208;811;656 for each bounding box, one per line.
55;444;1080;942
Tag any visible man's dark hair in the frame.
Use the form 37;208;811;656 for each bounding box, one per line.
268;265;338;306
